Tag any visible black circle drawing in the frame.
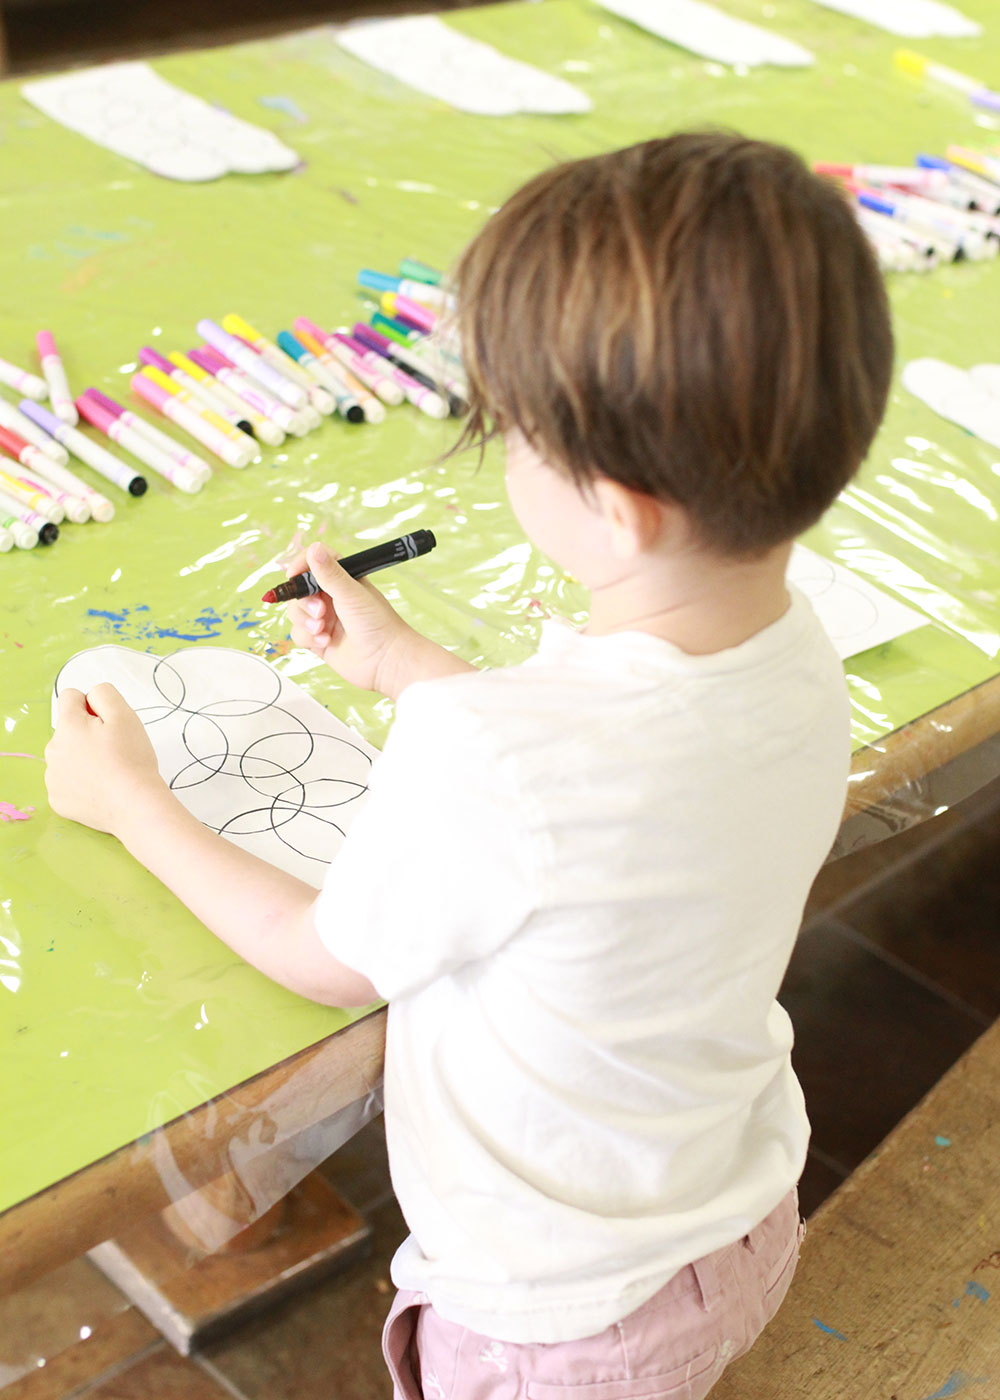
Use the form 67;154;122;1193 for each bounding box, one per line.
53;647;372;868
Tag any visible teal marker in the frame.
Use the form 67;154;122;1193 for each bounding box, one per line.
399;257;443;286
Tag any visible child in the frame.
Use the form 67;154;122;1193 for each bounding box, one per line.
46;131;892;1398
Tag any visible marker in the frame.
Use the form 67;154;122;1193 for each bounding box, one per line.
140;346;258;438
0;489;57;545
166;351;284;446
852;186;982;260
352;324;469;414
0;421;74;484
945;145;1000;187
0;355;47;401
0;468;64;522
227;334;325;429
187;347;311;437
84;389;213;480
895;49;1000;113
358;270;455;314
275;331;366;423
130;373;252;471
16;447;113;522
261;530;437;603
398;257;443;286
0;398;70;465
332;331;447;419
221;315;336;418
19;400;146;496
380;290;437;334
35;331;77;424
197;319;308;411
7;468;90;523
327;330;408;407
77;392;204;493
135;369;256;468
283;327;385;424
371;311;423;347
916;155;1000;215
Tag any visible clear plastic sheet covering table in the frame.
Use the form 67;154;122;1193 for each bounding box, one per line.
2;0;1000;1332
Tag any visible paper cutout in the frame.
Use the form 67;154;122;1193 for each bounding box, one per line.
593;0;814;67
336;15;592;116
806;0;979;38
52;646;377;886
22;62;300;182
903;358;1000;451
789;545;927;659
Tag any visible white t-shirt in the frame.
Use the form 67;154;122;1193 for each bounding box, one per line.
316;586;850;1344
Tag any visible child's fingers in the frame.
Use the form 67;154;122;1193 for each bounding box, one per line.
55;688;93;729
85;682;133;722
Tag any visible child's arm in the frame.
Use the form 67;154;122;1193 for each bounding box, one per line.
44;686;379;1008
285;542;475;701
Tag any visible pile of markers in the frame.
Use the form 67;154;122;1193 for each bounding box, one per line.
818;145;1000;272
0;257;468;551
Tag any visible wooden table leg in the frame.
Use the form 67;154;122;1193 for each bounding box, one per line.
89;1167;371;1354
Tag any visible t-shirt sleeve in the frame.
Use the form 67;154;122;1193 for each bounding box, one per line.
314;678;539;1001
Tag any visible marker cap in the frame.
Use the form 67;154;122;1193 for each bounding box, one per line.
36;330;60;360
139;346;176;376
358;269;400;293
76;395;119;434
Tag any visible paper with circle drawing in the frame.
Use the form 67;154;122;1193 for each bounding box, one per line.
593;0;814;67
21;62;300;182
789;545;926;660
52;646;377;887
903;359;1000;452
335;15;592;116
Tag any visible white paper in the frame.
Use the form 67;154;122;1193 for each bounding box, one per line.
806;0;979;38
22;62;300;182
52;646;377;886
593;0;814;67
903;358;1000;452
336;15;592;116
789;545;927;659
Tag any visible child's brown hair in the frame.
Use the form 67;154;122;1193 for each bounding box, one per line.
453;131;893;557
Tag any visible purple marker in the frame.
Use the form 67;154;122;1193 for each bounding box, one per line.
197;319;308;411
20;399;146;496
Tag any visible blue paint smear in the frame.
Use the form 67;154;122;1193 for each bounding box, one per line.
258;94;309;123
965;1280;990;1303
922;1372;985;1399
935;1135;952;1147
812;1318;847;1342
86;604;259;643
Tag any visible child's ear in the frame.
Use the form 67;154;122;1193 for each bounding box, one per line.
591;479;673;559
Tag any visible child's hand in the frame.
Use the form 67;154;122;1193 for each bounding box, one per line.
44;684;166;836
284;542;419;696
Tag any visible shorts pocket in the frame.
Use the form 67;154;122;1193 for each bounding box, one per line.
763;1228;800;1297
526;1346;718;1400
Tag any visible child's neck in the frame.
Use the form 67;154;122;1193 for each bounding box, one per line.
584;541;793;655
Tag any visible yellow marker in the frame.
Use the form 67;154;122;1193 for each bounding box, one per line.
894;49;1000;112
143;366;253;449
167;351;284;447
946;145;1000;183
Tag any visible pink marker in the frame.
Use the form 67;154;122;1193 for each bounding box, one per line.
131;372;252;469
77;393;204;493
0;354;47;401
327;331;407;406
330;331;447;420
85;389;212;479
188;346;309;437
36;331;77;424
0;468;63;523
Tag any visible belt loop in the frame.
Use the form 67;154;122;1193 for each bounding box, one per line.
691;1251;724;1313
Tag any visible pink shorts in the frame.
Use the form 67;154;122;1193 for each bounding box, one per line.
382;1191;803;1400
